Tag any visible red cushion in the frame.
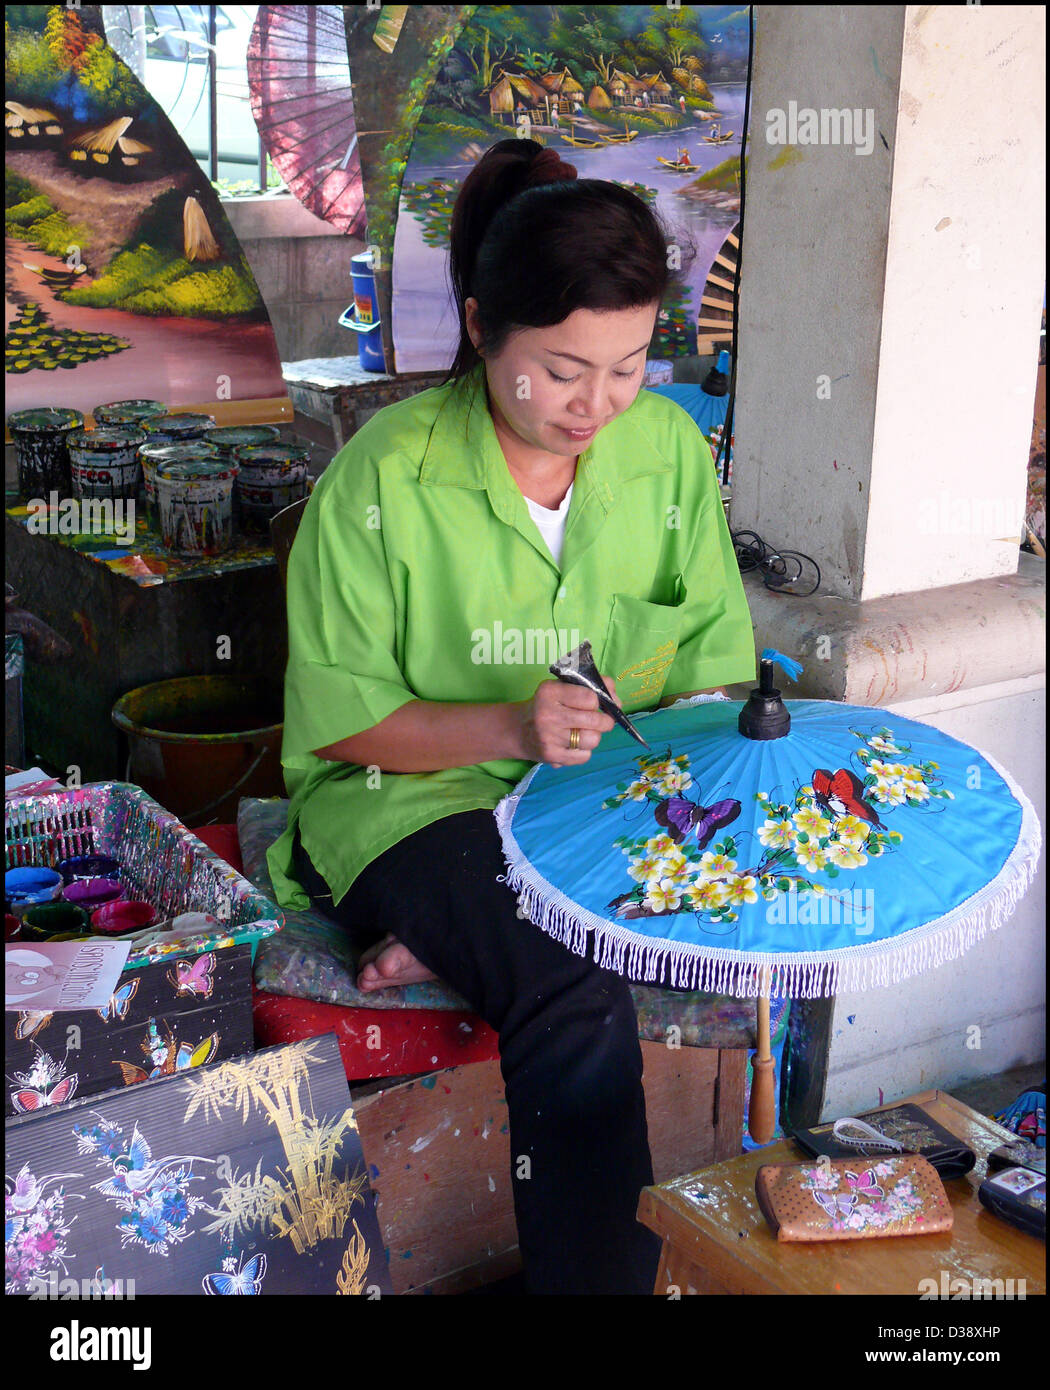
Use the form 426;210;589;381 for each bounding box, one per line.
189;822;244;874
253;989;500;1081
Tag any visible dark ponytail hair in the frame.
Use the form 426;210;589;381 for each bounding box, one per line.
445;138;683;383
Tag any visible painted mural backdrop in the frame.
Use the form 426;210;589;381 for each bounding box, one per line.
4;4;286;416
388;4;751;372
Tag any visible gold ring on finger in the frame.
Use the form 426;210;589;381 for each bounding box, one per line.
569;727;580;750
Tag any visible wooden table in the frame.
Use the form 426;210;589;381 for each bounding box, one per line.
638;1090;1046;1296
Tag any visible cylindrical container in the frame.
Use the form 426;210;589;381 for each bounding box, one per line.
155;459;238;555
6;913;22;941
56;854;122;884
68;425;147;503
91;900;159;936
139;440;219;529
204;424;281;459
111;675;284;823
63;876;124;912
6;866;65;916
340;251;387;372
94;399;167;427
7;407;84;500
21;902;92;941
140;412;217;448
232;443;310;532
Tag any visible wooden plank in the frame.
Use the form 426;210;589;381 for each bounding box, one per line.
705;272;737;293
712;252;737;273
354;1042;749;1293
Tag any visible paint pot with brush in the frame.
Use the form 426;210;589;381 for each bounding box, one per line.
90;900;159;937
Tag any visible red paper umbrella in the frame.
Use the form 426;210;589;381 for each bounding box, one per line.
246;5;365;235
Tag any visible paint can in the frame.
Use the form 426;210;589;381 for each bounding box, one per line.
7;407;84;500
339;251;386;372
68;425;147;503
62;877;124;913
94;398;168;427
56;854;122;884
140;412;217;447
155;459;239;555
138;441;219;529
111;675;285;823
232;443;310;532
90;900;159;936
5;866;65;917
203;424;281;459
21;901;93;941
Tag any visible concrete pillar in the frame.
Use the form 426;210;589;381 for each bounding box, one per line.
734;4;1045;601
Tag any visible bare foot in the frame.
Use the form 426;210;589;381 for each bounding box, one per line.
357;932;437;992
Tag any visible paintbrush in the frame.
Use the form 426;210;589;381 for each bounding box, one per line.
549;641;650;749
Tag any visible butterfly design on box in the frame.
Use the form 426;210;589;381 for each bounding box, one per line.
113;1017;219;1086
14;1009;53;1040
167;951;216;1000
96;978;139;1024
811;1167;885;1219
202;1251;268;1295
8;1049;79;1112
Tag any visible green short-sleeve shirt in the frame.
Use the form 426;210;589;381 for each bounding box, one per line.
266;363;756;910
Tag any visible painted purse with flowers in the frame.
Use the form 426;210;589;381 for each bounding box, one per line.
755;1155;954;1241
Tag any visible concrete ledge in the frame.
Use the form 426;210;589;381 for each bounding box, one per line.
734;554;1045;704
223;193;347;240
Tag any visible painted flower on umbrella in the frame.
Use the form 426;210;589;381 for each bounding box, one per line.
605;727;954;927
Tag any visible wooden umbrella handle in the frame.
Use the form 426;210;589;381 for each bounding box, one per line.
748;973;777;1144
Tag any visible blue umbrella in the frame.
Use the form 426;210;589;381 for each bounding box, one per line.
649;349;732;478
496;651;1042;1139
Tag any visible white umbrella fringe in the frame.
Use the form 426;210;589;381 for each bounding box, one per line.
494;715;1042;1001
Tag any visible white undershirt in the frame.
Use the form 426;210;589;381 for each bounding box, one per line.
524;483;574;566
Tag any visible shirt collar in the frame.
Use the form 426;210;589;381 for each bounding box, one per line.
419;361;674;512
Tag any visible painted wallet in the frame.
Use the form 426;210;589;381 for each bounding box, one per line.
755;1155;954;1241
789;1102;976;1180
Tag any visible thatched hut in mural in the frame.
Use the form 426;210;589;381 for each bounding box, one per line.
607;72;629;104
647;72;674;104
586;84;612;112
5;101;63;147
183;197;221;262
68;116;133;174
540;67;584;112
486;70;549;123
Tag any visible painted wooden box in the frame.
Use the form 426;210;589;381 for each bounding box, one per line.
4;944;254;1117
5;1033;392;1296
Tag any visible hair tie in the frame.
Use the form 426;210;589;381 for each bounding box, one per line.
525;146;577;187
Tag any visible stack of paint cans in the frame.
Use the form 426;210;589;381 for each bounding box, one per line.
155;458;240;556
67;425;147;502
138;441;219;529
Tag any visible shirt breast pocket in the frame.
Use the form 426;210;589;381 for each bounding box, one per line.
600;574;687;711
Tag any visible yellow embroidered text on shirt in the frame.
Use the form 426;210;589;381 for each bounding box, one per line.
617;641;677;699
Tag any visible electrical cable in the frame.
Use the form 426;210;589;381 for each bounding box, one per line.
732;529;821;596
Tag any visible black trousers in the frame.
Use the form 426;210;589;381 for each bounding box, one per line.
292;809;662;1295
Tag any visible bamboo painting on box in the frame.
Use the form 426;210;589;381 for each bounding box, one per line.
4;4;285;416
348;4;751;373
5;1035;391;1296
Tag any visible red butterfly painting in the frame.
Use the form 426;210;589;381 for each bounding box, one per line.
812;768;885;829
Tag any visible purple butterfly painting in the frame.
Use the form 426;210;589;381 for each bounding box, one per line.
654;794;741;849
812;1188;857;1219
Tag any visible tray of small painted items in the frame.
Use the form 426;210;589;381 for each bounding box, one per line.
5;781;283;968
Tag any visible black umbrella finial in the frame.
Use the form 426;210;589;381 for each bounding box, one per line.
738;648;801;741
